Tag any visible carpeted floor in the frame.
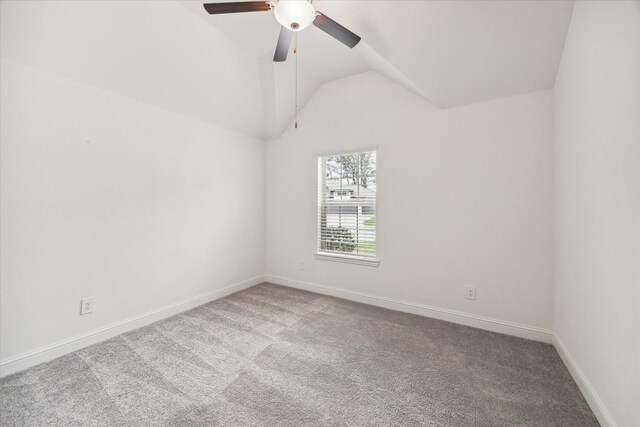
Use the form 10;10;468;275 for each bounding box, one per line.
0;283;598;426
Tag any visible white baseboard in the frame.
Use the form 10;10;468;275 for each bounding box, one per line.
553;334;618;427
2;273;616;426
265;275;553;343
266;275;617;424
0;275;265;378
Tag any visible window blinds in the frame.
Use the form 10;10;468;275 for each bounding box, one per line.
317;150;377;258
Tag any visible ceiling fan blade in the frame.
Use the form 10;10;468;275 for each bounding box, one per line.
313;12;361;48
273;26;293;62
203;1;271;15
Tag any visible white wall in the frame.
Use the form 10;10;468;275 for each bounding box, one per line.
266;71;555;334
554;2;640;426
0;58;265;372
0;0;266;138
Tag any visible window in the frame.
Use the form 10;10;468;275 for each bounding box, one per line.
317;149;378;266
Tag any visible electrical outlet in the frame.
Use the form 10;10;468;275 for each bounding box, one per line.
298;259;304;270
465;286;476;300
80;297;95;315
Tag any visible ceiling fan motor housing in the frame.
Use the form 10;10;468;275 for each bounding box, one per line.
274;0;316;31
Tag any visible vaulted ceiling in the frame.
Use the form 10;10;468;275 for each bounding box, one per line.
0;0;574;140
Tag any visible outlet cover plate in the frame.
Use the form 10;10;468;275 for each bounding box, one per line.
80;297;95;315
465;286;476;300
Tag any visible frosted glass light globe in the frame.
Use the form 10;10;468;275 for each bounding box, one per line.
274;0;316;31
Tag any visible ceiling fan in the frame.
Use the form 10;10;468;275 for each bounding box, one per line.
203;0;361;62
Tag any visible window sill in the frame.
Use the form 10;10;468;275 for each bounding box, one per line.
314;253;380;267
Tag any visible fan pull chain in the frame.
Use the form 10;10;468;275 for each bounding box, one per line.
294;32;298;129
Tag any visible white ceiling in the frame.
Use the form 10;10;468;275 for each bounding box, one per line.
1;0;574;139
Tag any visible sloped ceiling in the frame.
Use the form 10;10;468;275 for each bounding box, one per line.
0;0;574;140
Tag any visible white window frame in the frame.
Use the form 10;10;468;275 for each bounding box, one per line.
314;147;380;267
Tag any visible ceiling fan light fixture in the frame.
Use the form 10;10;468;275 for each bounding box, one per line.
274;0;316;31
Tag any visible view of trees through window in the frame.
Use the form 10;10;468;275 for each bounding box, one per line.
318;151;377;257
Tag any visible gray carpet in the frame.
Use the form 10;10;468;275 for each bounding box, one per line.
0;283;598;426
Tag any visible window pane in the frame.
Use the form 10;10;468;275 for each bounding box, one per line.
318;150;376;257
